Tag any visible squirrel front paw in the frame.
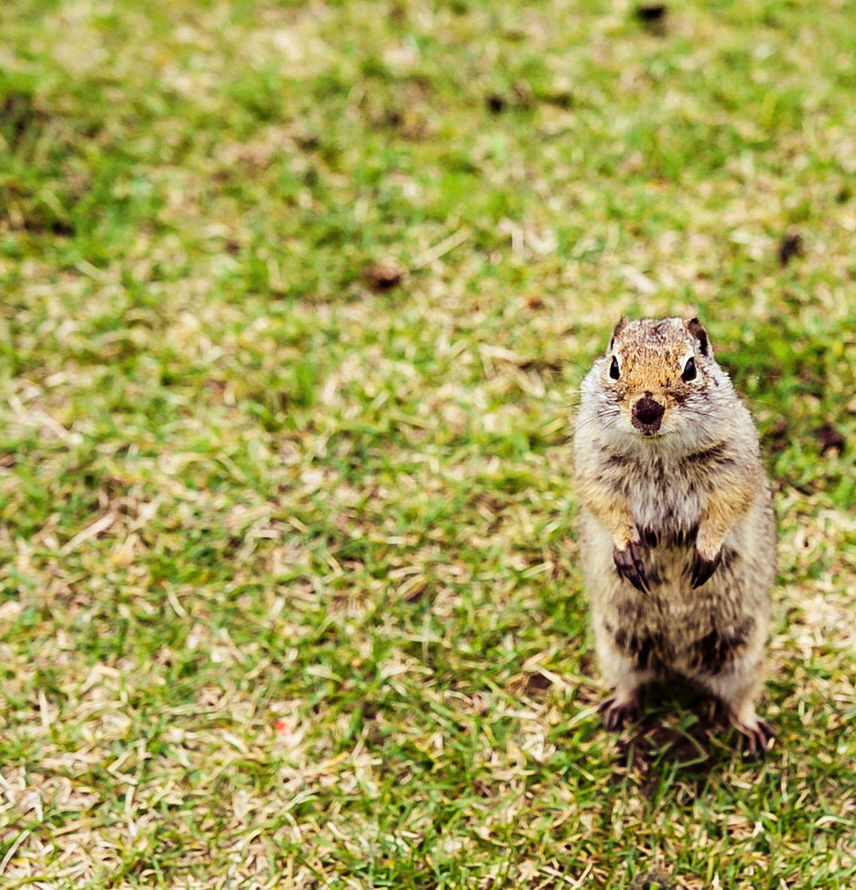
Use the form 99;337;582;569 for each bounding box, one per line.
613;540;649;593
690;547;722;588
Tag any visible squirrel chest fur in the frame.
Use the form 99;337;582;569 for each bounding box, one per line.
573;316;776;755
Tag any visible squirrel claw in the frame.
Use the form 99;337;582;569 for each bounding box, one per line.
613;541;649;592
598;694;642;731
736;719;776;759
690;548;721;588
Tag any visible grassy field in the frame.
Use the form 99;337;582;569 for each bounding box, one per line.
2;0;856;887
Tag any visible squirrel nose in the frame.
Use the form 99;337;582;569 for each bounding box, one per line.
632;396;665;432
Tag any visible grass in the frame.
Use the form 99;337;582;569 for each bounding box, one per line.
1;0;855;887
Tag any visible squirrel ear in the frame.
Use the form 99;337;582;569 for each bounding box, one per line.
609;315;629;351
686;317;711;356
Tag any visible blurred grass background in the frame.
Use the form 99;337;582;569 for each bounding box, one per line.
1;1;855;887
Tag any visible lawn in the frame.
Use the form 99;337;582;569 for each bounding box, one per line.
1;0;855;887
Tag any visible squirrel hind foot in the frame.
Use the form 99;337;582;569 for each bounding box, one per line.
733;717;776;759
598;692;642;731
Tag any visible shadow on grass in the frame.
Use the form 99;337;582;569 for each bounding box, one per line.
610;679;770;793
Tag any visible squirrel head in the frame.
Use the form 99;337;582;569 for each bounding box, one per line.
599;316;718;438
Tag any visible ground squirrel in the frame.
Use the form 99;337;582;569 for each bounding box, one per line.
573;316;776;756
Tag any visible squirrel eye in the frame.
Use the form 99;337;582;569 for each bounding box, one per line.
609;356;620;380
682;356;697;381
